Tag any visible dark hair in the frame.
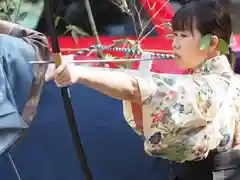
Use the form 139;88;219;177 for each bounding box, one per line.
172;0;236;70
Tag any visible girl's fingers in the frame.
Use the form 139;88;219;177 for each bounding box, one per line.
45;63;66;81
55;80;72;87
55;72;70;84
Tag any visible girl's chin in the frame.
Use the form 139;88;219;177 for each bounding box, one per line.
175;59;188;70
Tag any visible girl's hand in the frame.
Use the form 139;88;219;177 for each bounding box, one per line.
45;57;139;102
45;62;80;87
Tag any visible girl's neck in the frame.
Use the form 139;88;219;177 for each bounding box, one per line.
207;51;220;59
191;51;220;72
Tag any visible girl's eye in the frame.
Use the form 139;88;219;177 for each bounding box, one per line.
173;32;188;38
180;34;188;38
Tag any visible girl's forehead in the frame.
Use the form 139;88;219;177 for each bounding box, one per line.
174;30;191;33
174;28;201;35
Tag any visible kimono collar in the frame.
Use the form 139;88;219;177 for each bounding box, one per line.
193;55;234;75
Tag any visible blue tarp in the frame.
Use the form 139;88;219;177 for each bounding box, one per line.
0;82;182;180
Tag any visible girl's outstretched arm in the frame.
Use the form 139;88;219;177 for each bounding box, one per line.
45;63;141;103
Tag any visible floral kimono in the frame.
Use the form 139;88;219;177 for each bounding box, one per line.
123;55;240;162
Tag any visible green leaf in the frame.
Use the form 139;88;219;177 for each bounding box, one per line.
113;39;126;46
164;33;174;39
117;63;127;69
55;16;61;27
150;3;156;11
104;53;115;60
200;34;212;50
218;39;229;54
71;30;78;45
65;25;89;36
127;39;137;46
6;7;15;16
130;44;138;50
72;26;89;36
63;28;71;35
64;25;72;35
116;62;134;69
18;12;28;21
231;53;237;67
161;22;172;30
125;62;134;69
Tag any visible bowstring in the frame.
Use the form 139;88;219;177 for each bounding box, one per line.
8;153;22;180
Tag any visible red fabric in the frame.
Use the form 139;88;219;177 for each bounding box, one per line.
47;0;240;74
139;0;174;35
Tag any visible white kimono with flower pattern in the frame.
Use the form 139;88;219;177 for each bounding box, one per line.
123;55;240;162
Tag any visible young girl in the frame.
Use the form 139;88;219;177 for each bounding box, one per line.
46;1;240;179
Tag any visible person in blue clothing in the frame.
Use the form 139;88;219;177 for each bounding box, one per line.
46;1;240;179
0;20;50;155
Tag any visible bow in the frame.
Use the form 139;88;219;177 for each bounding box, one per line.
44;1;93;179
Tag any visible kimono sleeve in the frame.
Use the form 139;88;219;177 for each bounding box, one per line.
123;73;219;139
123;75;159;135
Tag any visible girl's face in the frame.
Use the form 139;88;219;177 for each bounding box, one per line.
172;28;219;70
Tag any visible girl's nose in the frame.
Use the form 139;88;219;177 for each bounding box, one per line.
172;38;181;49
172;43;180;49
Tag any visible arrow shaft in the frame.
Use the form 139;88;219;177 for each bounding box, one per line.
29;56;175;64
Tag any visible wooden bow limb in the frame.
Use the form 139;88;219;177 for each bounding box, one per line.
44;0;94;179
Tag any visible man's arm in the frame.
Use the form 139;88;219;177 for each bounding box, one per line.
0;20;50;62
0;20;51;123
0;20;17;34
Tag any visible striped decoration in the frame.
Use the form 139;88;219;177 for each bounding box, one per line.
74;44;174;60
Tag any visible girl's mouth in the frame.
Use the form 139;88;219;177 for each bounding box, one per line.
173;53;181;59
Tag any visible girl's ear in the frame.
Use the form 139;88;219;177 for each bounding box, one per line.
209;35;219;52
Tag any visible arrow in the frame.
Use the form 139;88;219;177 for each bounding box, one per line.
28;56;175;64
